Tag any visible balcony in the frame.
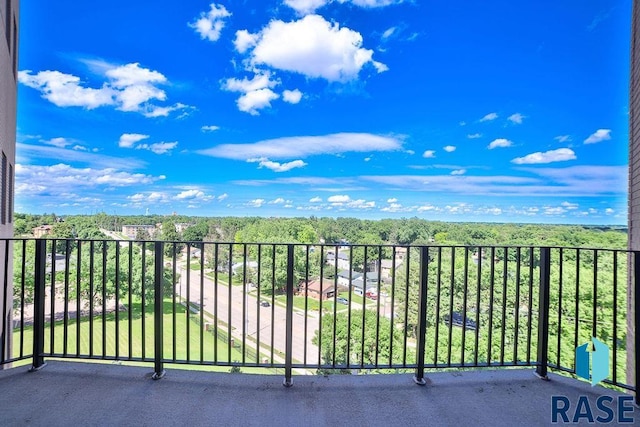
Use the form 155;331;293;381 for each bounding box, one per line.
1;239;639;424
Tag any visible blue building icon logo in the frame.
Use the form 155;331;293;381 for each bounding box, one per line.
575;337;609;386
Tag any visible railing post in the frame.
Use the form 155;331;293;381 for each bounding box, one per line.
152;241;165;380
535;247;551;380
283;244;294;387
29;239;47;372
634;252;640;406
414;246;429;385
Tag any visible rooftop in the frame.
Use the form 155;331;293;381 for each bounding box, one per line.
1;361;635;426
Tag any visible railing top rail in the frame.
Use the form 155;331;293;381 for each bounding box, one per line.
3;237;630;253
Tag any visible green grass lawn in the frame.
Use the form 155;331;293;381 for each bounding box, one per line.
203;271;245;286
270;293;352;314
12;300;277;374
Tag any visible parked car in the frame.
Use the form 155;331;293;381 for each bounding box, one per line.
260;300;270;307
443;312;477;331
365;291;378;300
336;297;348;305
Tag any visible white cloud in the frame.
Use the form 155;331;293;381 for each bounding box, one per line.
175;189;206;200
248;157;307;172
284;0;329;15
480;112;498;122
222;71;280;115
201;125;220;132
136;142;178;155
467;133;482;139
199;133;402;160
18;70;115;109
544;206;566;215
282;89;303;104
387;198;397;203
238;15;386;82
347;199;375;209
42;137;72;148
234;30;259;53
237;88;279;115
189;3;232;42
19;63;187;117
487;138;513;149
270;197;286;204
450;169;466;175
511;148;576;164
555;135;572;143
417;204;436;212
507;113;525;124
119;133;149;148
106;62;166;88
328;194;351;203
561;201;579;209
443;145;456;152
128;192;171;204
381;202;403;212
310;196;322;202
223;71;278;93
217;193;228;201
382;27;396;39
15;163;164;193
360;168;615;198
422;150;436;158
118;134;177;155
584;129;611;144
17;143;145;170
347;0;403;8
142;103;192;118
104;63;169;113
284;0;402;16
248;198;265;207
605;208;614;214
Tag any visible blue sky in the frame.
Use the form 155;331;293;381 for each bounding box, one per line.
15;0;631;224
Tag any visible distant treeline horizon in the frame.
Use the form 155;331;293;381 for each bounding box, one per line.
13;212;628;249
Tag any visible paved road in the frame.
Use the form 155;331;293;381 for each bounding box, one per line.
175;262;322;367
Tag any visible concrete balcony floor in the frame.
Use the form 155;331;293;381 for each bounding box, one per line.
0;361;637;426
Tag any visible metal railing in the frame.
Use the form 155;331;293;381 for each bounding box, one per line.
0;238;637;401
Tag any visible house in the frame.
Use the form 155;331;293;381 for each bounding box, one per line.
351;276;380;296
32;225;53;238
395;247;408;262
336;269;362;287
175;222;194;233
231;260;258;274
298;278;348;300
325;250;350;270
367;249;406;280
46;253;67;273
182;246;201;259
122;224;156;239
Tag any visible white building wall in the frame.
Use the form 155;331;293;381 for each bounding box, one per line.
0;0;18;366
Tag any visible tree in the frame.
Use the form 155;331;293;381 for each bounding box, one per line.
182;221;209;242
160;220;184;256
136;228;151;241
313;309;406;370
